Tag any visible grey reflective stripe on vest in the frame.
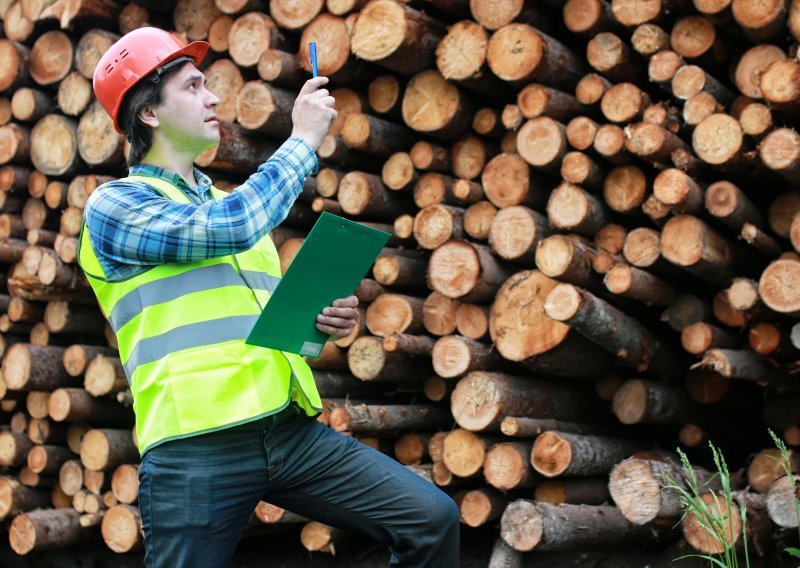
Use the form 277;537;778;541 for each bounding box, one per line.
122;314;259;380
108;264;280;332
239;270;281;293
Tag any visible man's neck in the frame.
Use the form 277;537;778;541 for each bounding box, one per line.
141;143;198;187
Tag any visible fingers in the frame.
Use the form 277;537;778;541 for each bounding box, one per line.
316;322;351;337
299;76;329;95
332;296;359;308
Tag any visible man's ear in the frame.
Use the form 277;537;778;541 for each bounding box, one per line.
138;106;159;129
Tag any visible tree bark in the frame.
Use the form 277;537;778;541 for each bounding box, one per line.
501;501;671;552
486;24;586;89
9;508;97;555
347;335;431;383
450;371;604;433
329;403;450;436
351;0;444;76
80;429;138;472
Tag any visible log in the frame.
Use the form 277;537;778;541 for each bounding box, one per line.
455;303;489;341
531;431;645;477
299;15;372;84
760;128;800;185
749;322;796;358
0;476;51;520
2;343;69;391
482;152;548;210
561;151;605;191
57;72;92;117
350;0;444;76
346;335;431;382
500;501;669;552
705;180;763;231
412;172;460;209
369;75;404;117
450;371;604;432
660;215;752;285
203;59;245;123
372;253;428;292
593;124;629;165
547;181;610;236
329;403;450;436
545;283;672;375
393;433;429;465
732;0;787;41
460;489;507;528
101;504;142;553
759;259;800;315
257;49;305;88
648;49;685;88
80;429;138;472
601;83;651;124
44;301;103;335
27;418;67;446
0;124;31;166
0;40;30;93
612;379;691;425
609;457;717;524
48;388;131;426
428;241;512;303
653;168;704;214
338;171;409;221
566;116;599;151
766;475;800;528
741;223;781;259
535;478;611;506
364;293;425;337
409;140;450;172
422;291;459;336
501;417;616;438
27;445;75;475
342;113;416;156
517;118;568;176
463;201;497;242
431;336;500;378
681;322;737;355
26;391;50;419
0;431;33;467
488;206;550;266
535;234;599;289
624;121;690;168
486;24;586;89
631;22;670;55
586;32;642;83
436;20;508;99
382;152;417;192
62;345;117;378
470;0;550;31
9;508;96;555
484;441;538;490
234;81;294;139
769;191;800;239
29;31;73;86
11;87;55;123
111;464;139;505
699;348;788;387
442;428;499;477
491;270;613;378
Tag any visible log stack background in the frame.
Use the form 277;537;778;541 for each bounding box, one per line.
2;0;800;565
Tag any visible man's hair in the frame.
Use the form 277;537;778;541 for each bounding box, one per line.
118;62;186;168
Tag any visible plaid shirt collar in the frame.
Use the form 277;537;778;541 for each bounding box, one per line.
128;163;213;202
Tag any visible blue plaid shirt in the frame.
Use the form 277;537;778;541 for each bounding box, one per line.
83;137;317;281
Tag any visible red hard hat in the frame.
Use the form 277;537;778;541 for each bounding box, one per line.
93;27;209;133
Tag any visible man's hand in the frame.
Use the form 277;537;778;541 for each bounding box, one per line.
291;76;337;151
317;295;358;338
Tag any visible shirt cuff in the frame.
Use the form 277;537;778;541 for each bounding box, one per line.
269;136;319;178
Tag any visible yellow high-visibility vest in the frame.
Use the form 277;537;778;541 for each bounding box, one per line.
78;175;321;454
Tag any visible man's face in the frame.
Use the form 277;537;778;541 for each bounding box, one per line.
153;62;221;155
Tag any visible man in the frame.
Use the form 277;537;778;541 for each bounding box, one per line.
79;27;459;567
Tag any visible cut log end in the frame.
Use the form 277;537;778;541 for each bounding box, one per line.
542;283;581;322
530;432;572;478
611;380;648;424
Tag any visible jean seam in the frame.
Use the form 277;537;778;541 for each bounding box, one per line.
143;459;157;568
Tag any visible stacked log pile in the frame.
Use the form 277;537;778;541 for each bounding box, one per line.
2;0;800;563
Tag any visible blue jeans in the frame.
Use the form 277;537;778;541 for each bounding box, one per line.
138;403;460;567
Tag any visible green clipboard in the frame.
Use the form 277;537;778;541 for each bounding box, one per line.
245;212;391;357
